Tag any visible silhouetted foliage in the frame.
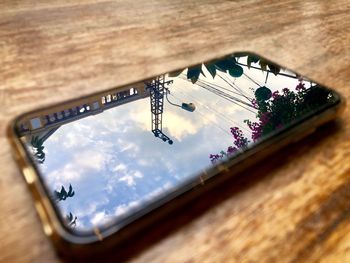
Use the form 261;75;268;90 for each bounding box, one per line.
54;184;75;201
168;55;244;83
66;212;78;228
168;53;284;84
30;136;45;164
236;52;282;75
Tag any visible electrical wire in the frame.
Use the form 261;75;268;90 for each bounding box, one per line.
197;78;249;99
194;80;257;113
243;72;263;87
165;89;181;108
173;86;251;133
179;74;256;114
217;72;253;101
168;92;232;137
235;61;299;79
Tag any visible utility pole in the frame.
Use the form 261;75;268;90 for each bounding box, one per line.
146;76;174;145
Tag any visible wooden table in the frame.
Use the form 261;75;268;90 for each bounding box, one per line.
1;0;350;262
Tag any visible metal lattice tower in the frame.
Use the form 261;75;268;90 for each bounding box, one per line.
146;75;174;145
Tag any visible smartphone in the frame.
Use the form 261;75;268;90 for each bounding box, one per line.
8;52;344;260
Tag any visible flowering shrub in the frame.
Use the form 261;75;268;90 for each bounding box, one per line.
209;81;334;163
209;126;249;163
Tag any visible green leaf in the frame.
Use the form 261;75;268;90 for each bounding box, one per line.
60;186;68;197
168;69;184;78
54;190;61;200
259;59;268;72
67;184;74;197
214;58;236;72
187;66;202;84
247;55;260;68
68;213;73;221
228;65;244;77
267;63;280;75
31;136;44;148
190;76;198;84
36;152;44;158
204;63;216;78
255;86;272;101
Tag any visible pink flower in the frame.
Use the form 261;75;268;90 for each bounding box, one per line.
282;88;290;94
296;81;306;92
272;91;280;99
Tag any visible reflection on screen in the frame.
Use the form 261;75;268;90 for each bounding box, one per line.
17;53;336;233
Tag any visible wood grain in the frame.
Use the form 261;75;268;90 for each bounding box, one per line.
1;0;350;262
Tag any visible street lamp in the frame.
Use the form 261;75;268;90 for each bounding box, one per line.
165;89;196;112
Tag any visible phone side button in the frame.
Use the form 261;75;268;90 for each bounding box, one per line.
22;166;36;184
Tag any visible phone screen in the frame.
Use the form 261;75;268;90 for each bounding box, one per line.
15;53;339;235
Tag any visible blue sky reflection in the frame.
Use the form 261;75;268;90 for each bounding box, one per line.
34;66;301;231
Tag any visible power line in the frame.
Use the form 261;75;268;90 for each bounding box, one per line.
173;86;251;133
167;92;232;137
243;72;263;87
193;80;257;114
217;72;253;101
197;78;250;101
179;74;256;114
235;61;299;79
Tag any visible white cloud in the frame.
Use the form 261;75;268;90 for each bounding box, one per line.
119;175;135;186
75;199;106;218
162;112;199;141
112;163;127;172
118;170;143;186
74;150;108;171
104;158;145;192
82;180;175;228
132;109;150;131
46;150;110;188
47;164;82;187
61;124;93;149
137;159;151;167
117;138;139;154
90;211;111;226
132;108;207;142
90;200;143;227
